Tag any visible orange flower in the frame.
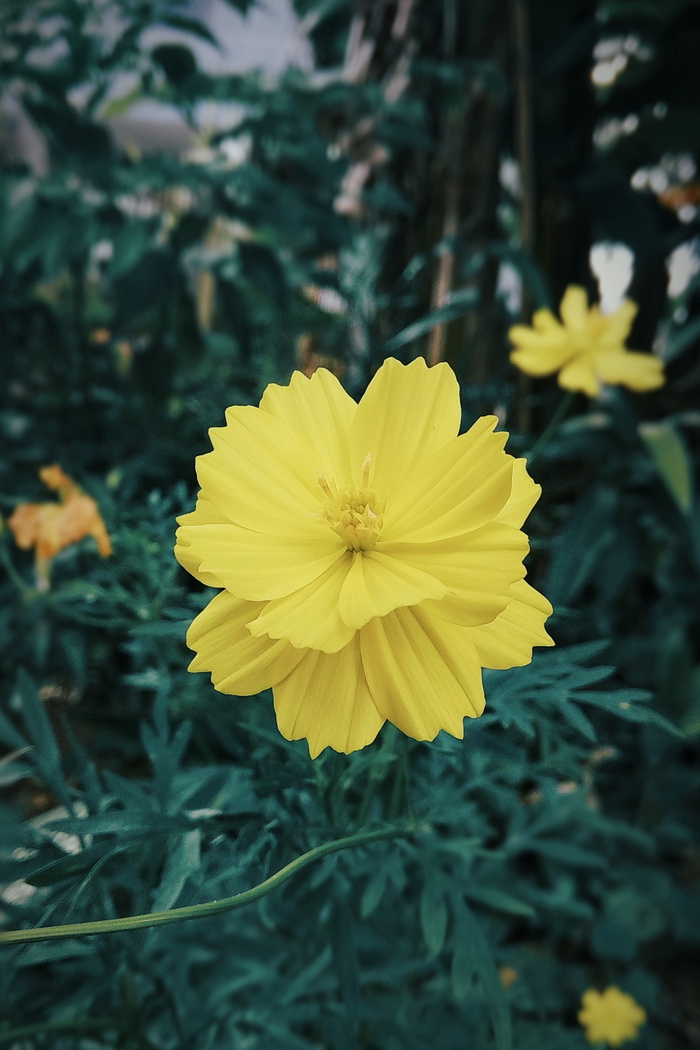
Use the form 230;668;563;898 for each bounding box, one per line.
8;466;111;588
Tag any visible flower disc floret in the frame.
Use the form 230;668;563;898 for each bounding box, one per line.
318;456;385;551
175;357;553;757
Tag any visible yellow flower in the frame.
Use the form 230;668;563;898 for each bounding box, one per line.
175;357;553;758
508;286;664;397
8;465;112;589
578;987;647;1046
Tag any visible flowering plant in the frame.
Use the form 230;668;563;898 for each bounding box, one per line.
7;465;112;590
175;357;552;757
578;987;647;1046
508;286;665;397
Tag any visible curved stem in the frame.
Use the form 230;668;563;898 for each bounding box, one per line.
526;390;576;465
0;827;408;946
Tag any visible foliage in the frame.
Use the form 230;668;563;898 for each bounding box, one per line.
1;0;699;1047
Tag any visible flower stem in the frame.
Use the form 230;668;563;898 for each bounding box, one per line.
0;827;409;946
526;390;576;465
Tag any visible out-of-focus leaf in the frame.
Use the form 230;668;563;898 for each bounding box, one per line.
420;873;448;955
462;885;536;919
544;487;618;606
15;940;98;967
450;895;480;1001
360;869;387;918
385;289;479;351
330;891;360;1019
639;420;694;513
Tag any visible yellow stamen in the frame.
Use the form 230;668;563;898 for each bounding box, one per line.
316;474;335;500
317;457;384;551
361;452;372;489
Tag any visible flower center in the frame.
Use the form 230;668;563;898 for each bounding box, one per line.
317;454;385;552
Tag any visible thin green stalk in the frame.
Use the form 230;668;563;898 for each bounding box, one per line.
526;390;576;465
354;725;398;830
0;827;408;946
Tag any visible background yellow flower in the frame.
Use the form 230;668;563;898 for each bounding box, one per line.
578;986;647;1046
176;357;553;757
508;286;665;397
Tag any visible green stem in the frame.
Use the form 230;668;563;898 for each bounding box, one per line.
0;827;408;946
526;390;576;465
354;725;397;830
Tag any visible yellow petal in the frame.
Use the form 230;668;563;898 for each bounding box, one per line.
246;555;355;653
386;522;528;626
360;606;485;741
496;458;541;529
175;497;233;588
508;324;571;357
557;354;600;396
382;417;513;542
350;357;460;500
509;342;574;376
187;590;305;694
184;521;343;601
532;309;562;333
469;579;554;668
559;285;590;331
337;549;447;631
597;298;637;346
259;367;357;482
595;349;665;392
273;639;384;758
197;405;322;536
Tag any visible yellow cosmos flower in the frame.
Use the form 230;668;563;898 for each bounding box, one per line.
508;286;664;397
8;465;112;589
175;357;553;758
578;987;647;1046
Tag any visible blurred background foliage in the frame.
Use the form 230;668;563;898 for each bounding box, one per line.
1;0;699;1047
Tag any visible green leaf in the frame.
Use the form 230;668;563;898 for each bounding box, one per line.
16;670;60;773
23;844;112;888
330;892;360;1020
0;708;27;751
664;313;700;361
544;488;617;606
15;940;98;967
420;874;449;956
559;700;597;742
462;884;536;919
360;869;388;919
526;840;606;868
385;289;479;351
151;830;201;912
450;896;480;1001
639;420;694;514
461;903;513;1050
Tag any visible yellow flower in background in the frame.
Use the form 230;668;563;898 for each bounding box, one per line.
8;465;112;589
578;987;647;1046
508;285;665;397
175;357;553;758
